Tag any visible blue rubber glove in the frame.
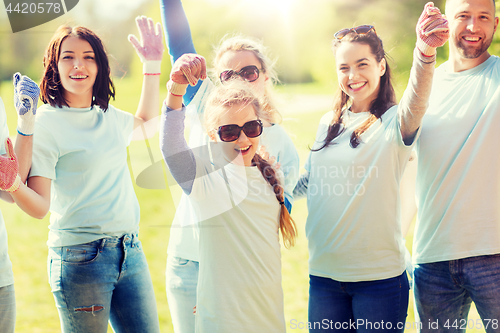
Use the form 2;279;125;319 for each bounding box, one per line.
13;72;40;136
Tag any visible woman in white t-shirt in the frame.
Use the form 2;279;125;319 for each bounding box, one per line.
294;4;448;332
159;2;299;332
7;17;164;333
161;54;296;332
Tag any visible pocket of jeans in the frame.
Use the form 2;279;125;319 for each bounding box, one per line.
62;246;100;264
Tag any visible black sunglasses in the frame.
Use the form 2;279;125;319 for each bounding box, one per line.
334;25;376;40
217;120;263;142
219;65;263;83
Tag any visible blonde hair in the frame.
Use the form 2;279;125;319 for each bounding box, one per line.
204;83;297;248
212;35;282;124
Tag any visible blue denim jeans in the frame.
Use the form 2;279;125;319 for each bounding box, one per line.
414;254;500;333
48;233;160;333
0;284;15;333
165;256;198;333
308;273;409;332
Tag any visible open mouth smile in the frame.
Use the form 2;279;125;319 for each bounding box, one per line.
70;75;88;80
236;145;251;155
349;82;366;91
462;36;481;43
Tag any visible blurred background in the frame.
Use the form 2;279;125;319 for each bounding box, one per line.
2;0;464;89
0;0;497;332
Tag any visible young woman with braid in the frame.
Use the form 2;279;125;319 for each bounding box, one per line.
161;53;296;333
293;3;448;331
159;1;299;331
3;17;164;332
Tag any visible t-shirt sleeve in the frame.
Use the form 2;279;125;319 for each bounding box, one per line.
113;106;135;146
31;122;59;180
261;124;299;208
387;105;421;153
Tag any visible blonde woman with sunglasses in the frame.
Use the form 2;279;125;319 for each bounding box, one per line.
292;3;448;331
159;1;299;332
161;59;296;331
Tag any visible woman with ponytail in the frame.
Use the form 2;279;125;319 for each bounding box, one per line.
160;53;295;332
294;3;448;331
159;1;299;332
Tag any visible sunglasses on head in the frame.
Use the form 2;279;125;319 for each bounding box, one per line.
219;65;263;84
334;25;376;40
217;119;263;142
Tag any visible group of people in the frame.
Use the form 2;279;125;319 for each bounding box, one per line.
0;0;498;332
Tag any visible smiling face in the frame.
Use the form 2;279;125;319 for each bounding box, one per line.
213;103;260;167
335;41;386;113
217;50;268;97
446;0;499;71
57;36;98;107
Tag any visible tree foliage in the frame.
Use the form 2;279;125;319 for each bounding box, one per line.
2;0;500;92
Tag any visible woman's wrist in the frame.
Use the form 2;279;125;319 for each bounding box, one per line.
143;60;162;75
167;80;188;97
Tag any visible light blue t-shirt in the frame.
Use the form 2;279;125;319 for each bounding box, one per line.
160;107;285;332
305;106;414;282
0;98;14;287
414;56;500;264
30;103;139;248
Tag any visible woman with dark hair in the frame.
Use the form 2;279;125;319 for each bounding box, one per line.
293;3;448;331
39;25;116;110
8;17;164;332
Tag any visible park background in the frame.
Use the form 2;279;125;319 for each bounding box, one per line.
0;0;498;331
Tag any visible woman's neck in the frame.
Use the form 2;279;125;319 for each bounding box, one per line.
349;102;371;114
63;91;93;108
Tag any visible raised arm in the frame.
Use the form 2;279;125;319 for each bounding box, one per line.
159;0;202;104
161;54;206;194
399;2;449;144
128;16;164;131
0;74;41;204
12;72;39;183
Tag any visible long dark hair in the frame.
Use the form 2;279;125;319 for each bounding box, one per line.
313;30;396;151
40;25;115;111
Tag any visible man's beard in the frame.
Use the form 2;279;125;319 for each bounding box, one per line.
455;34;493;59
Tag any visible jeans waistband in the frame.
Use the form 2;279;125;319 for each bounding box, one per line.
101;233;138;246
50;233;139;250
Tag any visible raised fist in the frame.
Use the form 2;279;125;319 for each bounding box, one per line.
167;53;207;96
416;2;449;56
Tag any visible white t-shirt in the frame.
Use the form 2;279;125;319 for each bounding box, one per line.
30;104;139;247
414;56;500;263
305;106;415;282
0;98;14;287
167;79;299;262
190;159;285;333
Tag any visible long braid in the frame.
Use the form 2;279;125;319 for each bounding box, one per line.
252;154;297;248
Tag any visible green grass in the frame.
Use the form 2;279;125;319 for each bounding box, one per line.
0;78;485;332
